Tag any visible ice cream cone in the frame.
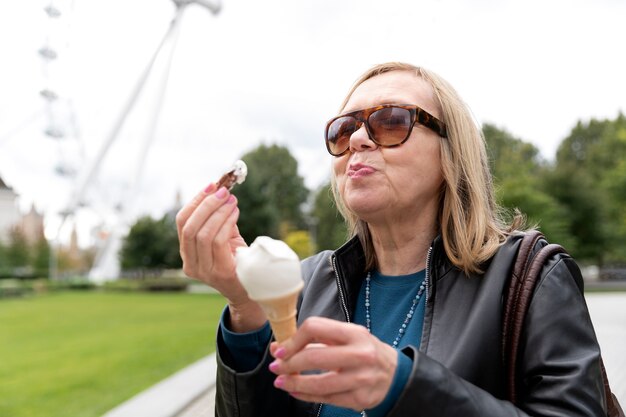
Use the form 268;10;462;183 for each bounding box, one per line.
235;236;304;343
255;282;303;343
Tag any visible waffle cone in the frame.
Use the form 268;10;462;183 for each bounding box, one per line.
256;286;302;343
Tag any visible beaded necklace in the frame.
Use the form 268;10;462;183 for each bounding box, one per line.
364;271;427;348
355;271;426;417
320;272;427;417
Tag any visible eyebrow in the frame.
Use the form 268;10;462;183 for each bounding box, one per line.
341;102;405;115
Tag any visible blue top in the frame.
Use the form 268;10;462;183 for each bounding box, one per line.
220;269;426;417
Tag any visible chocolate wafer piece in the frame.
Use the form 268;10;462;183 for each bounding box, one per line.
216;160;248;190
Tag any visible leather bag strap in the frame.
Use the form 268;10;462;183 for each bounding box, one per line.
502;230;544;377
503;232;624;416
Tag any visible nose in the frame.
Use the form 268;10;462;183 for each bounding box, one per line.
349;124;378;153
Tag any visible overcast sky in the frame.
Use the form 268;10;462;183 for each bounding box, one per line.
0;0;625;245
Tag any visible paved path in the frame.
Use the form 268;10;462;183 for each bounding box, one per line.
177;386;216;417
103;355;217;417
585;293;626;404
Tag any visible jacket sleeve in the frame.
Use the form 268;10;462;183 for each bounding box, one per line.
215;325;294;417
387;256;607;417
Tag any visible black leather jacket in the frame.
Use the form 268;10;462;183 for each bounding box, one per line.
215;234;606;417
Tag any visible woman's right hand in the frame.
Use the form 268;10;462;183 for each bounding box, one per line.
176;183;266;332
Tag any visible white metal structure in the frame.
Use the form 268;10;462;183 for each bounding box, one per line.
51;0;221;282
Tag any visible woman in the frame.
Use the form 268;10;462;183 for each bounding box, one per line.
176;62;606;416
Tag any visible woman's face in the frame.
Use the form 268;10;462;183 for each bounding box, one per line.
333;70;444;225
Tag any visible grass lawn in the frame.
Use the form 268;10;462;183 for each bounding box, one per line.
0;291;227;417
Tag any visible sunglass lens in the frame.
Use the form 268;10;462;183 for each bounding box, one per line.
327;116;358;155
368;107;412;145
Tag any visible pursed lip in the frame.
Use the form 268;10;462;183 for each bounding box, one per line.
347;163;376;178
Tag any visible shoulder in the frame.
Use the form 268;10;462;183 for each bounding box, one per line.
506;230;583;292
301;250;334;281
472;232;581;295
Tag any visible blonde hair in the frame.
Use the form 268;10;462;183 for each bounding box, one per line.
330;62;524;274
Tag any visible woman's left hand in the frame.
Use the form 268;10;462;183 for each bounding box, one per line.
268;317;398;411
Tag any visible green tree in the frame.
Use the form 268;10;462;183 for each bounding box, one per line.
543;166;606;262
234;172;280;244
162;213;183;269
482;124;573;248
32;236;51;277
311;182;348;250
121;214;181;270
240;144;308;227
0;241;10;277
483;123;541;180
551;113;626;264
7;228;30;269
233;143;309;243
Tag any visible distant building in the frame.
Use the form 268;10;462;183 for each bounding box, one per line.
0;175;21;244
21;203;45;244
0;174;45;245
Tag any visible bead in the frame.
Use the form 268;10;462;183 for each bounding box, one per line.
365;271;426;350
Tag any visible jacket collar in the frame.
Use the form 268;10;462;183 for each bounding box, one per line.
331;236;366;320
331;234;447;320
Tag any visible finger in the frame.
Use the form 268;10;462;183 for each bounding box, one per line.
175;182;216;239
194;194;239;270
180;187;230;248
270;341;280;357
270;341;327;359
229;224;246;253
275;369;383;410
179;187;231;270
279;317;369;359
272;343;376;375
213;200;243;260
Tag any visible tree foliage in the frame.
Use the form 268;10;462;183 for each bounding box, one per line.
121;214;181;270
312;182;349;251
233;143;309;243
233;171;280;244
549;113;626;264
0;230;52;278
32;236;51;277
6;228;30;269
484;114;626;265
0;241;9;277
482;124;574;249
284;230;314;259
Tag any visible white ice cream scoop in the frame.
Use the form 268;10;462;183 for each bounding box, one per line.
235;236;304;342
235;236;303;301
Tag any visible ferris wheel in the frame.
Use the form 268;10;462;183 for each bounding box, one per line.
47;0;222;282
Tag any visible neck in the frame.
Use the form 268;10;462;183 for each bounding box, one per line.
368;220;437;276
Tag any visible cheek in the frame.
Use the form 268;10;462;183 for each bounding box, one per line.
333;156;346;172
333;157;347;183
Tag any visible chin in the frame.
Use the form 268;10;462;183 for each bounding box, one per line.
344;196;382;219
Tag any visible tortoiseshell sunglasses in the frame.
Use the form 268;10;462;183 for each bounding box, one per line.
324;104;448;157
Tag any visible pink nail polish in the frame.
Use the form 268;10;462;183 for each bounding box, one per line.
274;376;284;389
274;347;286;359
215;187;228;199
226;195;236;204
269;361;279;373
204;183;216;193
